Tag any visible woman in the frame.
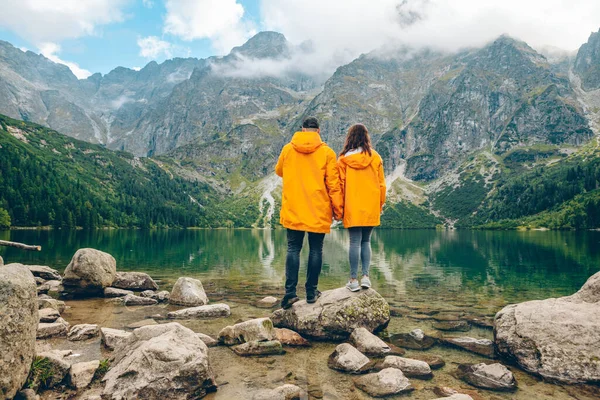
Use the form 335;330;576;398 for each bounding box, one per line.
338;124;386;291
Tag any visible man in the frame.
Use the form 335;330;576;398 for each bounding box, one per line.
275;117;343;309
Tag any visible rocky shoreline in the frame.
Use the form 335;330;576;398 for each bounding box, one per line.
1;248;600;399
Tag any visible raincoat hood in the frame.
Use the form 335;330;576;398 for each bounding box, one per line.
291;131;324;154
340;148;374;170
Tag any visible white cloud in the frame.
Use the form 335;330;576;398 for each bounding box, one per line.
0;0;129;44
163;0;254;54
39;42;92;79
259;0;600;76
142;0;154;8
138;36;173;58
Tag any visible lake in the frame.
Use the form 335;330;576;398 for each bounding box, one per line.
3;229;600;399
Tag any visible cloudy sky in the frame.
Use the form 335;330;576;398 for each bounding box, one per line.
0;0;599;79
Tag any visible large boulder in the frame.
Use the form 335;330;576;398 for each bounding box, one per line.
271;288;390;340
495;271;600;383
0;264;38;399
112;272;158;291
169;277;208;306
102;323;217;399
62;248;116;296
218;318;275;345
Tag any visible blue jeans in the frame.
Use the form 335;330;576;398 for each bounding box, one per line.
349;227;373;279
284;229;325;299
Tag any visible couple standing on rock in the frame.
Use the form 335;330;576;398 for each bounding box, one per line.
275;116;386;309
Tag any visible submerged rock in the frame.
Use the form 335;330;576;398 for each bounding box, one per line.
274;328;310;347
456;363;517;391
327;343;372;374
218;317;275;345
123;294;158;306
390;329;436;350
169;277;208;306
0;264;38;399
256;296;279;308
69;360;100;389
101;327;132;351
62;248;116;296
252;384;306;400
102;323;217;399
350;327;404;356
232;340;284;356
353;368;413;397
167;304;231;319
26;265;62;281
112;272;158;291
433;320;471;332
68;324;100;341
377;356;433;379
39;307;60;323
196;332;218;347
271;287;390;340
126;319;158;329
104;287;134;298
442;337;495;358
495;271;600;383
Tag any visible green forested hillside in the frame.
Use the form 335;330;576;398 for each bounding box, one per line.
0;115;258;229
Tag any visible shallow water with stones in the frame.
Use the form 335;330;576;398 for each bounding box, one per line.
3;229;600;399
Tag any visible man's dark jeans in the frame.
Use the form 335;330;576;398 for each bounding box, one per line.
284;229;325;299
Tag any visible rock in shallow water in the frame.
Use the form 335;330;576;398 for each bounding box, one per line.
232;340;284;356
169;277;208;306
196;332;218;347
350;327;404;356
69;360;100;389
433;320;471;332
252;384;306;400
408;354;445;370
495;270;600;383
327;343;372;374
123;294;158;306
441;337;495;358
0;264;38;399
103;287;133;298
37;298;66;313
353;368;413;397
68;324;100;341
26;265;62;281
167;304;231;319
101;327;132;351
62;248;116;296
274;328;310;347
456;363;517;391
37;318;70;339
140;290;170;302
112;272;158;290
102;323;217;399
390;329;436;350
378;356;433;379
271;287;390;340
256;296;279;308
219;317;275;345
39;307;60;322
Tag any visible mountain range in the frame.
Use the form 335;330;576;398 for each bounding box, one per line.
1;28;599;229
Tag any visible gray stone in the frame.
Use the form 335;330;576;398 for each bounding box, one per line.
26;265;61;281
196;332;218;347
252;384;306;400
456;363;517;391
35;351;71;388
495;270;600;383
169;277;208;306
36;280;63;296
37;298;66;313
350;327;403;356
327;343;372;374
218;317;275;345
433;320;471;332
256;296;279;308
62;248;116;296
0;264;38;399
69;360;100;389
39;307;60;322
123;294;158;306
112;272;158;291
103;287;134;298
442;337;495;358
68;324;100;341
271;287;390;340
126;319;158;329
409;354;445;370
274;328;310;347
167;303;230;319
353;368;413;397
232;340;284;356
101;327;132;351
378;356;433;379
141;290;170;302
102;323;217;399
37;318;69;339
390;328;437;350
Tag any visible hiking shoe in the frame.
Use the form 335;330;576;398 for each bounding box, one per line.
306;290;322;304
346;280;360;292
281;296;300;310
361;276;372;289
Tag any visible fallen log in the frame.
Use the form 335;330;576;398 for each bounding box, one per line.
0;240;41;251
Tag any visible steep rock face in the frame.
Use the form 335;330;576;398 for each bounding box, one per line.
574;29;600;91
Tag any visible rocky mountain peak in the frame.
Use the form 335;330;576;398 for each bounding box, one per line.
230;31;290;59
574;28;600;91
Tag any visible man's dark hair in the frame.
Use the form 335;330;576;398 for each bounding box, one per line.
302;117;319;129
